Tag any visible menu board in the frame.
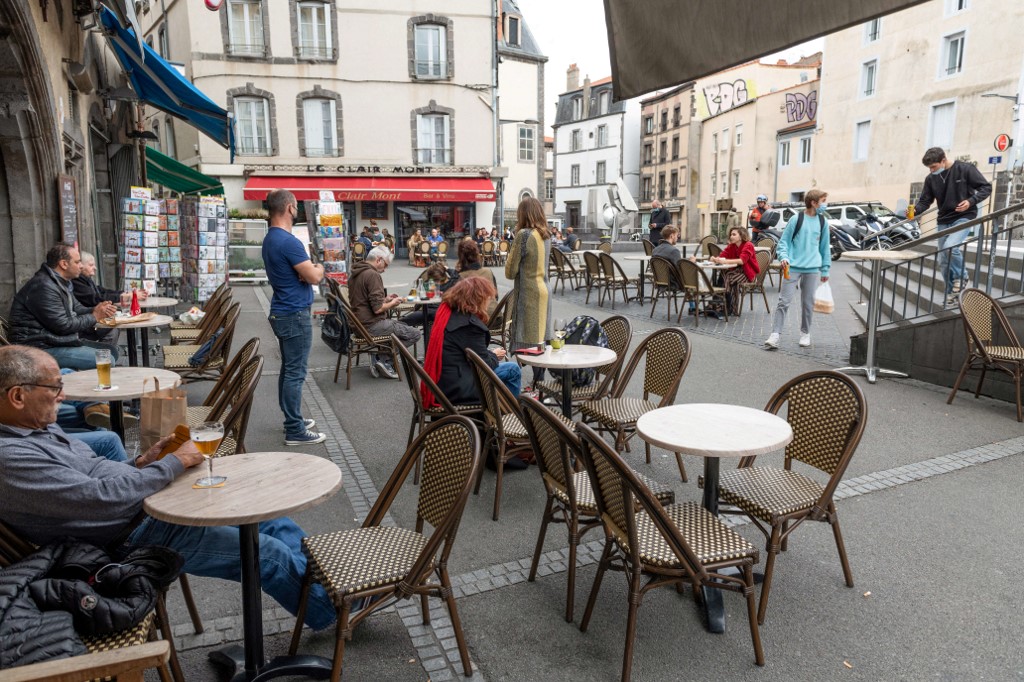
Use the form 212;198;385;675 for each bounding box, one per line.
361;201;388;220
58;174;78;246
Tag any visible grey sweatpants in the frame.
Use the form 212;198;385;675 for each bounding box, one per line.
771;272;818;336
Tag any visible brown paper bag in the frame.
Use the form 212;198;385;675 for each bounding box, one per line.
139;378;188;454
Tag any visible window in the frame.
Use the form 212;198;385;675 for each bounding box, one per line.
712;132;718;152
227;0;265;56
720;172;727;195
642;176;653;202
643;143;653;165
732;171;740;194
518;125;535;162
861;60;878;97
735;124;743;147
779;140;791;167
596;161;607;185
303;98;337;156
679;166;686;187
415;24;447;78
670;170;679;198
150;120;160;152
235;96;271;155
941;32;965;77
673;104;681;127
571;129;582;151
854;120;871;161
297;2;332;59
671;135;680;159
661;110;668;131
657;173;666;200
929;101;956;149
596;124;608;147
506;15;520;46
597;91;610;116
573;97;583;121
946;0;968;13
799;136;812;164
416;113;451;164
709;174;716;197
721;128;730;150
644;116;654;134
158;23;169;58
865;17;881;43
164;116;176;159
544;178;553;200
571;164;580;186
659;140;667;162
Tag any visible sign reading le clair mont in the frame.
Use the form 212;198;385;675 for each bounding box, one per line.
244;164;492;176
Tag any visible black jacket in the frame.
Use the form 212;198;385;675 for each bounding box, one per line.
71;275;119;308
438;310;499;405
649;207;672;242
913;160;992;224
9;266;97;348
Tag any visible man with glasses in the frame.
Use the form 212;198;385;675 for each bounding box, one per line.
8;243;119;370
0;345;337;631
348;246;420;379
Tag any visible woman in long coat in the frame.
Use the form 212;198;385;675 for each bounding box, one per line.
505;197;552;387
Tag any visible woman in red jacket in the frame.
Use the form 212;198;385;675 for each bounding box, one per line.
713;226;760;316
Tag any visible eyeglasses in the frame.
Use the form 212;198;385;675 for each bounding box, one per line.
3;381;65;395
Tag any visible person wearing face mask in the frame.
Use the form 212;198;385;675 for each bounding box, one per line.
764;189;831;350
912;147;991;307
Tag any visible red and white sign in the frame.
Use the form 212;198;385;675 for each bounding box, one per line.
994;133;1012;152
243;176;497;202
205;0;225;11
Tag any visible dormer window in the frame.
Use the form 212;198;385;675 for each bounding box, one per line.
572;96;582;121
506;14;521;47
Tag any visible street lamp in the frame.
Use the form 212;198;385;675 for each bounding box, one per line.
495;118;540;231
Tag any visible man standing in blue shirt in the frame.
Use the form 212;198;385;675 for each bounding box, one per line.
261;189;326;445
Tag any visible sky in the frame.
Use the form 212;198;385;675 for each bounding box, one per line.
514;0;824;137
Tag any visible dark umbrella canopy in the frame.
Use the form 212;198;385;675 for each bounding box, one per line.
603;0;930;100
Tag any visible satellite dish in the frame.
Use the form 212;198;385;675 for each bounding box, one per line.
602;206;616;228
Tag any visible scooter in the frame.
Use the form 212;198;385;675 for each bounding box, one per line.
852;215;894;251
830;223;860;261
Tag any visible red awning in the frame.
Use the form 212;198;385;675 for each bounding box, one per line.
243;176;497;202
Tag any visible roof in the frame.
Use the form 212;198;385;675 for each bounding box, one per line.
499;0;547;61
640;81;695;105
778;120;817;135
553;77;625;126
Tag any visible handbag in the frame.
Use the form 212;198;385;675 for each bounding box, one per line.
139;378;188;454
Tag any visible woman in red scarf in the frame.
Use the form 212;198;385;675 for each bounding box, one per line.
713;226;760;316
420;277;521;409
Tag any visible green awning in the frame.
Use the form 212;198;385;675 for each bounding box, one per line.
145;146;223;195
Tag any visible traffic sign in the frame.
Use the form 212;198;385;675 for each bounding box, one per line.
994;134;1012;152
989;156;1003;164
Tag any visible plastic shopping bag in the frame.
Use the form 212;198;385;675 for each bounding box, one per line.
813;282;835;314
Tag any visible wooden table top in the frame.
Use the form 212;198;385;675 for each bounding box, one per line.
516;344;617;370
636;403;793;458
112;314;174;329
841;250;923;261
144;452;342;526
141;296;179;308
63;367;182;400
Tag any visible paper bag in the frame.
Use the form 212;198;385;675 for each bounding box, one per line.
813;282;835;314
140;378;188;454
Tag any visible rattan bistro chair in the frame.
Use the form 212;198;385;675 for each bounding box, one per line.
170;290;231;344
648;256;684;321
203;354;264;458
676;259;727;327
551;248;582;294
481;239;498;266
579;328;692;482
497;239;510;264
186;337;260;428
706;242;724;259
288;417;481;682
948;288;1024;421
576;424;764;680
698;234;718;258
739;250;774;313
599;252;640;309
519;397;674;624
716;371;867;624
641;239;654;256
6;640;171;682
161;302;239;382
169;283;228;331
535;315;631;408
487;290;514;347
331;294;395;389
583;251;607;306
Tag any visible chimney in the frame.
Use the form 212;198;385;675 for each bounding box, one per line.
567;63;579;91
582;76;591;118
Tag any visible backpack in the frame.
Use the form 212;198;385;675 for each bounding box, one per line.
792;212;826;240
321;298;351;355
563;315;610;387
188;328;222;367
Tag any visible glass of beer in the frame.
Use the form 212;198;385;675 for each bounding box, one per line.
95;349;112;390
193;421;227;488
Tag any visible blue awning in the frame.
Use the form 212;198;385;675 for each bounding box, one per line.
99;7;234;155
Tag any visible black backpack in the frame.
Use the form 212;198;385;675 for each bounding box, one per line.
792;212;826;240
321;298;351;355
563;315;610;387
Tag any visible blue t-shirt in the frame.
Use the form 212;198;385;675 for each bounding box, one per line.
262;226;314;314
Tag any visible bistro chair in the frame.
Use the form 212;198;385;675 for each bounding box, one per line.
739;250;774;313
481;239;498;266
676;259;727;327
6;640;171;682
582;251;607;306
169;289;231;344
351;241;367;261
599;252;640;309
551;248;582;294
186;337;260;427
287;417;481;682
487;290;514;347
417;240;432;265
329;294;394;389
579;328;692;482
0;314;10;345
716;370;867;624
161;302;240;383
648;256;684;321
0;521;182;682
519;397;674;624
598;241;613;255
202;354;264;458
576;424;764;679
706;242;724;259
497;239;511;265
641;239;654;256
948;288;1024;421
698;234;718;258
435;240;449;263
535;315;632;408
755;237;776;251
169;283;228;330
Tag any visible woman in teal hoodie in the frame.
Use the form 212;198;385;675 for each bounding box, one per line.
764;189;831;349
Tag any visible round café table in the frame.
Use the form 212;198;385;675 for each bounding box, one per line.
62;366;181;441
623;255;651;303
837;250;923;383
636;403;793;634
140;296;178;311
145;452;342;682
406;296;442;342
108;314;174;367
516;344;617;418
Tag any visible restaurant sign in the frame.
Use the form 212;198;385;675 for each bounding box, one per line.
244;164;492;176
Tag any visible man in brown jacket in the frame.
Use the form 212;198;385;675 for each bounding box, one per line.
348;246;420;379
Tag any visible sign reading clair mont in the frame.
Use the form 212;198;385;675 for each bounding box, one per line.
245;164;492;176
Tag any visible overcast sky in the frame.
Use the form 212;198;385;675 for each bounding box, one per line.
515;0;824;137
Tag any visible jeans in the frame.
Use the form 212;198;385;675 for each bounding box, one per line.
45;340;120;371
127;516;335;630
936;218;972;296
771;272;819;336
69;430;128;462
494;361;522;396
367;318;421;364
269;308;313;438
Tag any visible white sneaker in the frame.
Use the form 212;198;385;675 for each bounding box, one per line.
764;333;780;349
799;334;811;347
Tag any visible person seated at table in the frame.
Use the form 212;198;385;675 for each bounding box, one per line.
400;263;457;331
349;247;421;379
72;251;142;345
489;227;500;241
408;228;425;265
0;345;337;631
421;278;521;407
712;226;760;316
356;227;374;254
653;225;683;266
455;240;498;316
552;229;573;255
8;243;119;370
474;228;487;247
370;220;384;244
427;227;444;256
564;226;579;251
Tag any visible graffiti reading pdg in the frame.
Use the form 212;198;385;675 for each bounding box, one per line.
785;91;818;123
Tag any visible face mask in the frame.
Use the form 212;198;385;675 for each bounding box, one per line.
931;168;945;176
817;203;829;213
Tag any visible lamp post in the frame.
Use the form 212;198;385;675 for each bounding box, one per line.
495;118;539;231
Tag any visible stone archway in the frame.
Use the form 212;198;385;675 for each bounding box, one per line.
0;1;62;309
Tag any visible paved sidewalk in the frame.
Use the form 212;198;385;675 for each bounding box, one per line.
160;263;1024;681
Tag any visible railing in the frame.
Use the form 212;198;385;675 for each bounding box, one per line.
872;201;1024;324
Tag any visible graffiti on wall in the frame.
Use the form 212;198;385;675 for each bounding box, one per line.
785;91;818;123
701;79;754;117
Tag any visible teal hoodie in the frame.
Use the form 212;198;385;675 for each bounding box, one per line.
776;210;831;276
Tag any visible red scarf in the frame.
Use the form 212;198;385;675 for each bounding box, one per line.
420;302;453;409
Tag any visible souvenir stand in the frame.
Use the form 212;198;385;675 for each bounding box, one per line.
179;195;229;303
307;192;352;296
120;186;183;297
